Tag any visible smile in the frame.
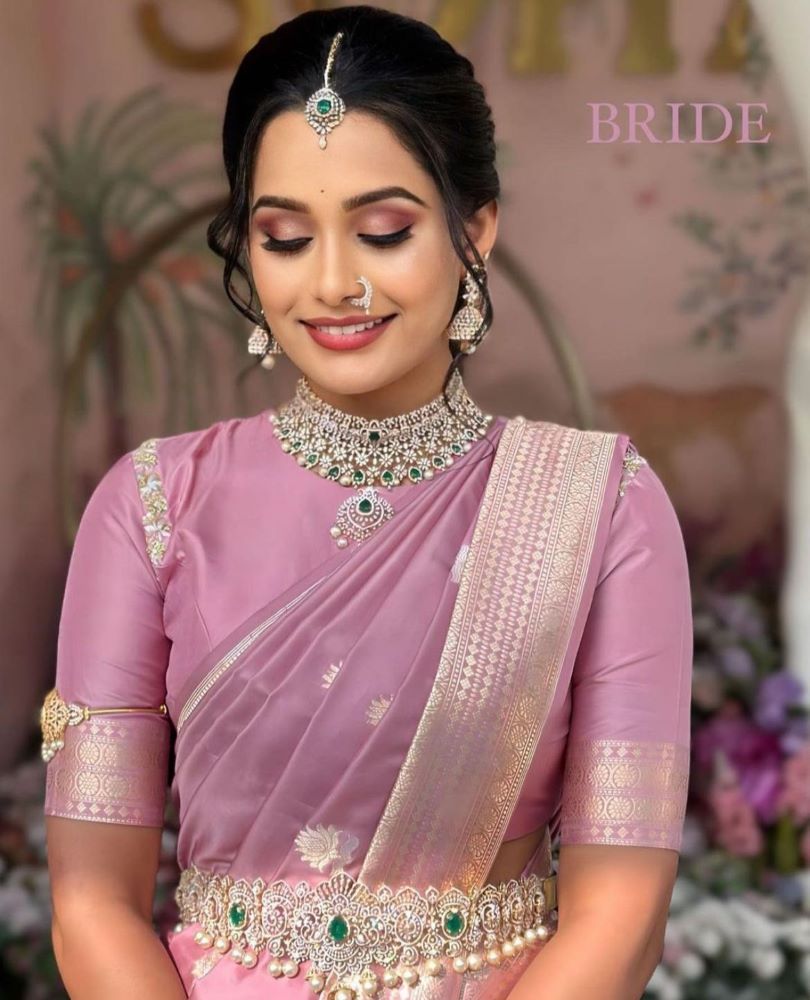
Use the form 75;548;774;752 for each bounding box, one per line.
301;314;396;352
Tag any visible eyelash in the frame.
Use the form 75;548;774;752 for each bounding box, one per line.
260;225;413;256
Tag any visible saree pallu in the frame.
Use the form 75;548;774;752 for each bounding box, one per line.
161;415;627;998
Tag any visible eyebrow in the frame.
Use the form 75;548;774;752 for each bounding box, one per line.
250;185;428;216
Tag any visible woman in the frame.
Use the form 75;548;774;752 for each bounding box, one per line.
42;7;692;999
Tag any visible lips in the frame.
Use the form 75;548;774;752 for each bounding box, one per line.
302;314;396;351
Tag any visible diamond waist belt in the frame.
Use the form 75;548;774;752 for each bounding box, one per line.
176;863;558;998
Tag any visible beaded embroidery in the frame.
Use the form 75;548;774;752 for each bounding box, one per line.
131;437;172;568
618;441;647;498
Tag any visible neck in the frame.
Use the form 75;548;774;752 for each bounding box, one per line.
302;351;459;420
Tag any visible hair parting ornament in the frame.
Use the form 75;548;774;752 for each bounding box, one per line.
305;31;347;149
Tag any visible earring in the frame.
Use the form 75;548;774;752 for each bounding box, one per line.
348;276;372;314
247;309;284;370
447;263;487;354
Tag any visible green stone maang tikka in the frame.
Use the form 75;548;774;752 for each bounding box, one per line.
305;31;346;149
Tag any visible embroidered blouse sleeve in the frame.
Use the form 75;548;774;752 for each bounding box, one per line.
558;442;693;851
42;440;173;827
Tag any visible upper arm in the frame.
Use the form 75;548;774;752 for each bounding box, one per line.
556;443;692;922
43;441;173;919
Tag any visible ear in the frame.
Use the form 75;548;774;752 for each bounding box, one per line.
462;199;499;276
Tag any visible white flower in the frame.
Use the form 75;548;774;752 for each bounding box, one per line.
748;946;785;980
674;952;705;981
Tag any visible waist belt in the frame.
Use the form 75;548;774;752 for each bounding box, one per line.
176;863;558;998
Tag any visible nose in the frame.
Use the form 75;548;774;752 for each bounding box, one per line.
311;235;361;308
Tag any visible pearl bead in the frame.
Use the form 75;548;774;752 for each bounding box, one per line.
336;537;348;548
230;947;243;964
260;355;276;370
467;952;483;971
335;989;355;1000
524;928;537;944
214;937;230;953
535;925;550;941
267;958;283;978
308;974;325;992
360;976;379;995
193;931;204;944
281;442;292;452
424;469;434;479
501;941;515;958
339;475;352;486
329;525;341;538
424;958;443;977
297;455;306;465
452;955;468;973
486;948;502;966
382;969;400;988
242;950;257;968
198;932;213;948
282;959;299;977
401;966;419;986
512;934;525;951
173;922;184;933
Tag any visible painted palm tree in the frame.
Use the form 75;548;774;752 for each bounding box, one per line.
24;86;591;542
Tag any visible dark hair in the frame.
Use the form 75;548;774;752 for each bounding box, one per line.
208;4;500;409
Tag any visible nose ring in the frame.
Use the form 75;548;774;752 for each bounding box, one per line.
348;276;372;314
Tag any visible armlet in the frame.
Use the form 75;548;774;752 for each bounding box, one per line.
40;687;168;761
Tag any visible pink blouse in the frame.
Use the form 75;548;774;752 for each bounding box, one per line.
44;407;692;850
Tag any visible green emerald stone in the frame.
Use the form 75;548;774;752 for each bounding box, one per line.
381;470;395;484
228;903;247;929
408;467;423;482
327;465;341;479
306;453;319;466
432;456;445;467
358;498;373;514
352;470;366;484
317;98;332;115
328;914;350;942
451;443;463;454
443;909;465;938
368;430;381;443
292;439;303;451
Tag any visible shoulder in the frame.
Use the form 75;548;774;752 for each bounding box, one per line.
85;410;269;572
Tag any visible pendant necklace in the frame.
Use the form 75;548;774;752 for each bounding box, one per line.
269;369;493;548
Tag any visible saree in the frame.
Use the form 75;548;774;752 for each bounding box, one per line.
43;404;692;999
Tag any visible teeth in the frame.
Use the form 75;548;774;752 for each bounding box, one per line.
314;317;386;335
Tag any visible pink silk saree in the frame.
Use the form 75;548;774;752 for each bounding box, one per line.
43;405;692;999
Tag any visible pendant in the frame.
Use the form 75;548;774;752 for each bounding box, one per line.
329;487;394;548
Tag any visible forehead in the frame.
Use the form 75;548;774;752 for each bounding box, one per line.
252;109;434;204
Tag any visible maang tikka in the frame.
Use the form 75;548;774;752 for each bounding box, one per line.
305;31;346;149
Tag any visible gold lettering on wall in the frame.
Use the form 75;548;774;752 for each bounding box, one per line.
617;0;678;74
137;0;266;71
705;0;751;72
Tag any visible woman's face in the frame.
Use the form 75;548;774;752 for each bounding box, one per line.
246;109;497;417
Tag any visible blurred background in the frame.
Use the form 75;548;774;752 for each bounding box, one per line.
2;1;810;997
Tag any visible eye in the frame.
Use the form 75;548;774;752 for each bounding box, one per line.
359;224;413;248
260;235;311;256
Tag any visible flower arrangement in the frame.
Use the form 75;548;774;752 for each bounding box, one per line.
644;573;810;999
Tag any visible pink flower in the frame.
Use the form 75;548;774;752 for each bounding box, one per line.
706;753;765;857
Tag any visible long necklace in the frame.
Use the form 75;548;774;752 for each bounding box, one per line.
269;369;493;548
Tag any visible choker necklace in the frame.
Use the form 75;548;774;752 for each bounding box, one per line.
269;370;493;548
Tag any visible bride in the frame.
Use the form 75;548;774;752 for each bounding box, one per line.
42;6;692;998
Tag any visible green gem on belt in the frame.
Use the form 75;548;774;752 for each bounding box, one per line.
228;902;247;929
357;497;373;514
328;913;350;942
443;908;465;937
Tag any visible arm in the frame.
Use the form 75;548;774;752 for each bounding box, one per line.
43;443;182;997
48;817;186;999
508;445;692;999
505;843;677;1000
